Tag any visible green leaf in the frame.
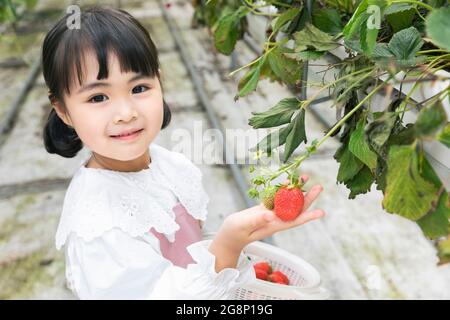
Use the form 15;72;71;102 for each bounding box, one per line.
386;123;417;147
267;46;303;85
382;145;439;221
349;117;378;170
437;123;450;148
272;7;302;34
214;6;249;55
312;8;343;35
426;7;450;52
437;237;450;265
284;50;325;61
366;112;398;155
416;156;450;239
248;97;300;128
371;26;423;67
360;13;379;56
388;26;423;61
417;191;450;239
371;43;394;59
343;0;369;38
283;108;307;162
334;142;365;183
251;124;293;155
415;101;447;137
344;165;375;199
385;3;415;32
237;56;266;98
293;23;339;52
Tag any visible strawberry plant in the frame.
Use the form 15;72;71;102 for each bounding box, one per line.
192;0;450;264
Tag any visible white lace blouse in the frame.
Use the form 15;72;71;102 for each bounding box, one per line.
55;143;255;299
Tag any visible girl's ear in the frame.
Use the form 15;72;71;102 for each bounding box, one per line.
51;100;74;128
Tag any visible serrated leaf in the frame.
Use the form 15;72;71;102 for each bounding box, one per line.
267;46;303;85
415;101;447;137
345;165;375;199
343;0;369;37
284;50;325;61
437;123;450;148
385;4;415;32
248;97;300;128
293;23;338;52
386;123;417;147
214;6;249;55
334;142;365;183
426;7;450;52
366;112;398;155
272;7;302;34
371;27;423;67
417;191;450;239
349;117;378;170
437;237;450;265
312;8;343;35
251;124;293;155
388;26;423;61
371;43;394;59
360;13;379;56
382;145;439;221
283;108;307;162
237;56;266;98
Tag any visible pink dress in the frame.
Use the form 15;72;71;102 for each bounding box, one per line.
149;202;203;268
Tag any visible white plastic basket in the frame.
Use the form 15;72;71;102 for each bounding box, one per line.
200;235;330;300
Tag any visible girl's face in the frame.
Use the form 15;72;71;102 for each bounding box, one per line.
53;50;164;170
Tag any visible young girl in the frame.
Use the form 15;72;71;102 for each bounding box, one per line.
42;7;325;299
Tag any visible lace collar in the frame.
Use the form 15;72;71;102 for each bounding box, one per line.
55;143;209;250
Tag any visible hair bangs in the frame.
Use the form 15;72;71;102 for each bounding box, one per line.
48;7;160;99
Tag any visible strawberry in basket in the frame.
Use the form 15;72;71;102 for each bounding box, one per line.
253;261;271;280
268;271;289;285
253;261;290;285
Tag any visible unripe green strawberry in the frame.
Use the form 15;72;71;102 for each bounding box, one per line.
260;185;277;210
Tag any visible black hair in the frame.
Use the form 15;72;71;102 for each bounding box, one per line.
42;6;171;158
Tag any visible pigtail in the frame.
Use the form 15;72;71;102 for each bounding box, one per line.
43;108;83;158
161;99;172;130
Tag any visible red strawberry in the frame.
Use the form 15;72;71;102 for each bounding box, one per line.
268;271;289;285
254;268;269;281
253;261;272;274
274;186;304;221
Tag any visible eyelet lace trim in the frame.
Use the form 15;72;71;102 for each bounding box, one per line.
55;143;209;250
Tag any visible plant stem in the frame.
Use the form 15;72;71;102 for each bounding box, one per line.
268;82;387;182
389;0;433;11
316;82;386;148
228;45;277;77
302;67;375;108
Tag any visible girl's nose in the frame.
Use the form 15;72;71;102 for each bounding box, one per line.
113;99;138;123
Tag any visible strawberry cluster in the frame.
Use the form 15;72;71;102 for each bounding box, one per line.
253;261;289;285
261;178;305;222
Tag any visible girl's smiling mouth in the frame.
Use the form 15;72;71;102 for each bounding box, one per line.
110;128;144;141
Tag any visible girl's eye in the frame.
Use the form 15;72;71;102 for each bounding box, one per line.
132;85;149;94
89;94;108;103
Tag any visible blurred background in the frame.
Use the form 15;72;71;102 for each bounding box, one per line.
0;0;449;299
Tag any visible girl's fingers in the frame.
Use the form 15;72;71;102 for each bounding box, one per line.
249;209;325;241
302;185;323;211
292;209;325;227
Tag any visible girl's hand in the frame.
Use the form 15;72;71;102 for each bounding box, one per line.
220;175;325;251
